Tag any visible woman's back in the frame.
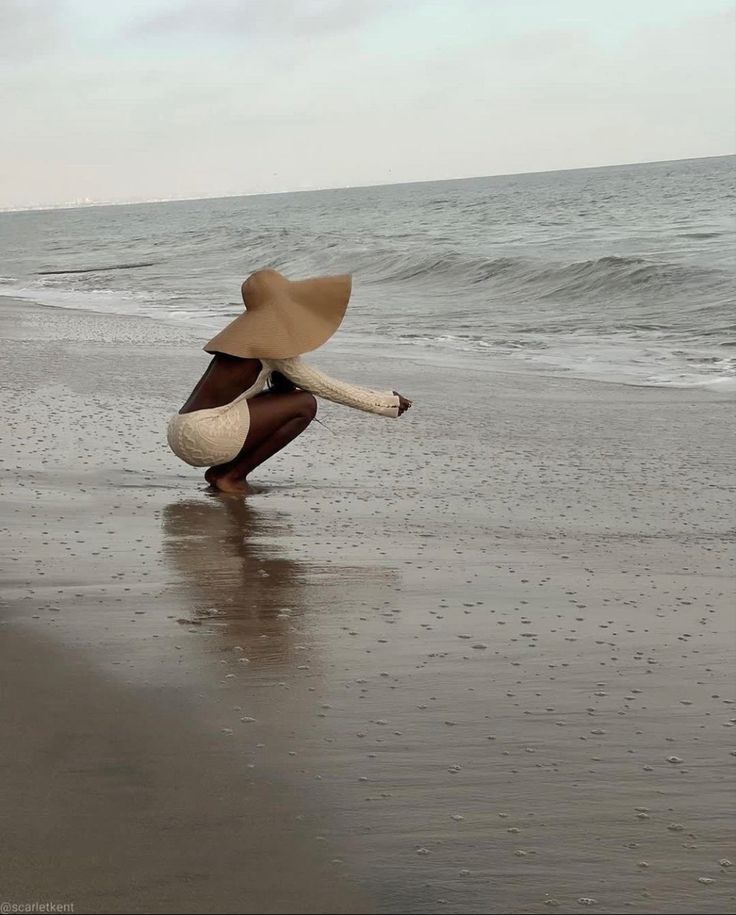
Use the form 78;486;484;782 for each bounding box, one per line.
179;354;263;414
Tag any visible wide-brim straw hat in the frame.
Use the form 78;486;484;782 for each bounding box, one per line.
203;268;352;359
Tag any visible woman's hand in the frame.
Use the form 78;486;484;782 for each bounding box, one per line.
393;391;413;416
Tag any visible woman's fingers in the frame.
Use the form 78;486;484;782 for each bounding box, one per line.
393;391;412;415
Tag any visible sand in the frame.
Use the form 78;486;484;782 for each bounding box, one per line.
1;294;734;914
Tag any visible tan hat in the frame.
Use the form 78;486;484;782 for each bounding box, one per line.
203;268;352;359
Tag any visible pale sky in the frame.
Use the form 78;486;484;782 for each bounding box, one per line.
1;0;734;208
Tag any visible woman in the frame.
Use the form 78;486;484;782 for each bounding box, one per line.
167;269;412;494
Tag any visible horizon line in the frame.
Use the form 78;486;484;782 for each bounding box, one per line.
2;151;733;215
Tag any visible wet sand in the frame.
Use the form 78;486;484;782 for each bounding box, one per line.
1;295;734;914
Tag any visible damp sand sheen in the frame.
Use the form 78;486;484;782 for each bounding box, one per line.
1;297;734;913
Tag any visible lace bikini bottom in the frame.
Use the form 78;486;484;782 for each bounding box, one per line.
166;395;251;467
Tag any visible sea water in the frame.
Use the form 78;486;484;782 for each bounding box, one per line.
1;155;734;389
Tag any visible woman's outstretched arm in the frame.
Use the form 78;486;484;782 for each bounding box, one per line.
269;357;405;417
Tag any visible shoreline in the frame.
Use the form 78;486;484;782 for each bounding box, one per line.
2;153;731;214
2;290;734;395
1;295;734;914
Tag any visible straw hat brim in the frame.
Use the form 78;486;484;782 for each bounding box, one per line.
203;270;352;360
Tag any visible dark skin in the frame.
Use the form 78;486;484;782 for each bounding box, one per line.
179;351;412;495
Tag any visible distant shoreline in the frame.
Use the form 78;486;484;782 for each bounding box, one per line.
2;152;733;215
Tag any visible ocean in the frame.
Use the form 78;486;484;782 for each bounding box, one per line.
1;154;734;390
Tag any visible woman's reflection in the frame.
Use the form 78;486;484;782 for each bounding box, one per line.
161;497;310;662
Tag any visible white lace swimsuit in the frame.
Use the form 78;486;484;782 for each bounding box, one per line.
166;356;400;467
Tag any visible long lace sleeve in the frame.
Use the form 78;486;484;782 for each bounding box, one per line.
269;357;400;418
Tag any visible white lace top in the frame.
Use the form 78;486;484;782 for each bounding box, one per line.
265;357;400;417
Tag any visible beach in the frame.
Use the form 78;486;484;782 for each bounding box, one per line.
1;294;734;914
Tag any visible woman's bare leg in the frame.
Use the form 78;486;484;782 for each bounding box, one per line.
205;391;317;494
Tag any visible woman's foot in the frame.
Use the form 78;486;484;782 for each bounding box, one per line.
204;468;252;495
203;391;317;495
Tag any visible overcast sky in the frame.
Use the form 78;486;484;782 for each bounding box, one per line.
1;0;734;208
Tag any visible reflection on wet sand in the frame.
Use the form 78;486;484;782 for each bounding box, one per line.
5;294;735;914
161;495;400;666
161;496;312;661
